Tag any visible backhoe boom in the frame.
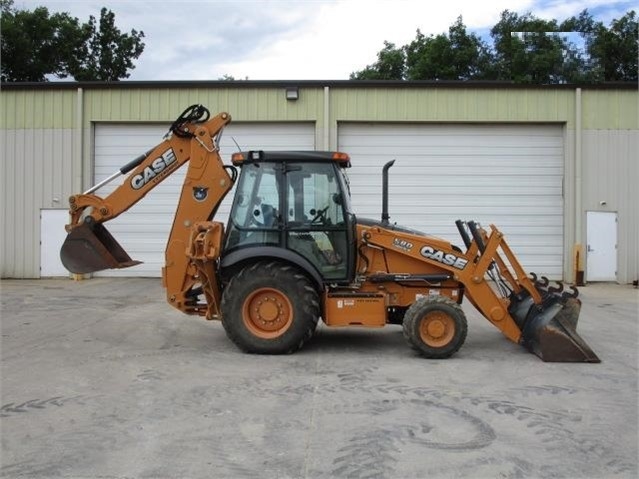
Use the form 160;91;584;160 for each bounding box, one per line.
61;107;234;319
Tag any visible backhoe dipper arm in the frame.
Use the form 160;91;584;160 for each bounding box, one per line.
65;111;232;228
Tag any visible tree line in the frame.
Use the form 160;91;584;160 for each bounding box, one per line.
1;2;636;83
351;10;638;83
1;0;144;82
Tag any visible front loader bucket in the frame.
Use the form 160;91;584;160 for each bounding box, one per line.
60;222;142;274
514;295;600;363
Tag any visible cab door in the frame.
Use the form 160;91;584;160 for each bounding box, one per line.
284;163;350;281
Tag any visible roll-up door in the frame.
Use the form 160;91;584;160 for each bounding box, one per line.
338;123;564;277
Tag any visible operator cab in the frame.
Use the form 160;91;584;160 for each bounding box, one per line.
224;151;356;282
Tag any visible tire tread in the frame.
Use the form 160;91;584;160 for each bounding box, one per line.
221;261;319;354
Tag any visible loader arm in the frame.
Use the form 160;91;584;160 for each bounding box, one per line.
61;106;234;319
361;222;600;362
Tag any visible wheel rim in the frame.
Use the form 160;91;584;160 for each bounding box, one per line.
419;310;455;348
242;288;293;339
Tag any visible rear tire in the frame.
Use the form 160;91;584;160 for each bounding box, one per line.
403;296;467;359
221;261;319;354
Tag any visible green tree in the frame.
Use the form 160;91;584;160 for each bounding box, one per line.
490;10;584;83
562;10;638;82
350;8;636;84
589;11;637;81
68;7;145;81
560;9;606;82
1;1;86;81
350;41;404;80
1;2;145;82
405;17;494;80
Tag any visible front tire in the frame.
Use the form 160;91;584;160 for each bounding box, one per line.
221;261;319;354
403;296;467;359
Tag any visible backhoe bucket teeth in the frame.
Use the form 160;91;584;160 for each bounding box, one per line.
512;294;600;363
60;223;142;274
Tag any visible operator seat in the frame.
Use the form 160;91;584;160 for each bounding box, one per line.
260;204;278;227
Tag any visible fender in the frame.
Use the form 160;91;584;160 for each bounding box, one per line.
220;246;324;289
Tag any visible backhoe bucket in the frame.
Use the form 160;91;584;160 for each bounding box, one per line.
60;222;142;274
511;293;600;363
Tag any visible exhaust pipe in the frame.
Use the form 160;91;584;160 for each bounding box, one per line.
381;160;395;226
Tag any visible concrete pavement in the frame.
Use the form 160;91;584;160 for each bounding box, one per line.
1;278;637;478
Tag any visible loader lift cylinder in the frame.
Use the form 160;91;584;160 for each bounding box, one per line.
455;220;472;250
467;220;486;253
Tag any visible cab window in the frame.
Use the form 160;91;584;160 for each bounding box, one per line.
226;162;280;249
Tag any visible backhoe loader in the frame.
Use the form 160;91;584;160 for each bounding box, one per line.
61;105;599;362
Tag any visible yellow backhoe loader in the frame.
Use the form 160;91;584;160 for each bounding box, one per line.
61;105;599;362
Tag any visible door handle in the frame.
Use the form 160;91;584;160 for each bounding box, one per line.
587;244;594;252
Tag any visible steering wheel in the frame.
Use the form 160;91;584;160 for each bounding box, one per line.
310;205;330;224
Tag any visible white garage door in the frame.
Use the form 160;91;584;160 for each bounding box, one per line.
94;122;315;277
338;123;564;278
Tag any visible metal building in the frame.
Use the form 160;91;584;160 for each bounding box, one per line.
1;81;637;283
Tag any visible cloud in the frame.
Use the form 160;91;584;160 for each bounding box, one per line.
12;0;634;80
130;2;320;80
224;0;545;79
217;0;538;79
530;0;635;23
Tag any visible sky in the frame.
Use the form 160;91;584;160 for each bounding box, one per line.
10;0;637;81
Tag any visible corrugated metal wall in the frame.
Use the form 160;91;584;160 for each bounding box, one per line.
582;90;639;129
1;129;79;276
82;87;325;121
1;88;80;278
582;130;639;282
1;89;77;128
1;84;637;282
580;89;639;283
329;88;576;124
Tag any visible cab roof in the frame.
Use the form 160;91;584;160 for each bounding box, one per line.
231;150;351;167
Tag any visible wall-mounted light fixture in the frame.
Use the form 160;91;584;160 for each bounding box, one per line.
285;87;299;101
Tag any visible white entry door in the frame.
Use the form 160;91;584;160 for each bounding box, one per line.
586;211;617;282
40;209;71;277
